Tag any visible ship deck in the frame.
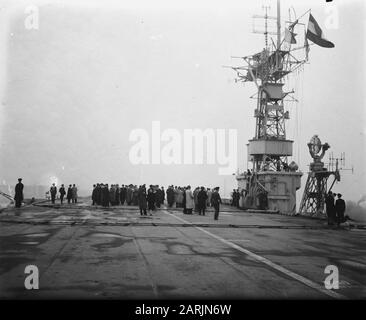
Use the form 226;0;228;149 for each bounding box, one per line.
0;200;365;299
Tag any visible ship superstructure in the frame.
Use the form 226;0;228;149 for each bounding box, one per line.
229;1;335;214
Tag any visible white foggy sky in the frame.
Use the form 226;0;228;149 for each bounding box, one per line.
0;0;365;200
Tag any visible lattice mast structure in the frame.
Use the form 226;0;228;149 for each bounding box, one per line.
299;136;351;216
229;0;307;214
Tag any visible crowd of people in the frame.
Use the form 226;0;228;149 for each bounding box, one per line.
90;184;222;220
165;185;222;219
91;184;165;210
12;178;348;225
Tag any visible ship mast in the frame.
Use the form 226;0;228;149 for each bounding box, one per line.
228;0;307;214
277;0;281;49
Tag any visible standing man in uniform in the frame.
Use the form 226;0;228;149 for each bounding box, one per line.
14;178;24;208
211;187;222;221
59;184;66;204
335;193;346;227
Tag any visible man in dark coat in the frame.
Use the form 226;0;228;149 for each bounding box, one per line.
96;183;102;205
14;178;24;208
155;186;163;208
120;185;126;205
115;184;120;205
197;187;208;216
325;191;336;225
211;187;222;220
182;186;187;214
72;184;78;203
59;184;66;204
133;186;139;205
161;187;165;205
67;185;73;204
138;185;147;216
102;184;110;207
50;183;57;204
335;193;346;226
147;186;156;215
91;184;97;205
166;186;175;208
126;186;133;205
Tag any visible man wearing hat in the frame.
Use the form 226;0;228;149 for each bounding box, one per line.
211;187;222;220
335;194;346;226
14;178;24;208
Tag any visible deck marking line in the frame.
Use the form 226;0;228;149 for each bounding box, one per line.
164;211;346;299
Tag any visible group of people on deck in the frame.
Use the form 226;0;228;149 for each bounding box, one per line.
48;184;78;204
13;178;349;225
91;184;165;211
165;185;222;220
91;184;222;220
231;189;241;208
165;186;214;209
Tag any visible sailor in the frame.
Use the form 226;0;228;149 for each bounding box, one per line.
59;184;66;204
14;178;24;208
211;187;222;221
335;193;346;226
50;183;57;204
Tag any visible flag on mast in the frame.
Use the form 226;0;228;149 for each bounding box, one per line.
284;28;297;44
306;14;334;48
